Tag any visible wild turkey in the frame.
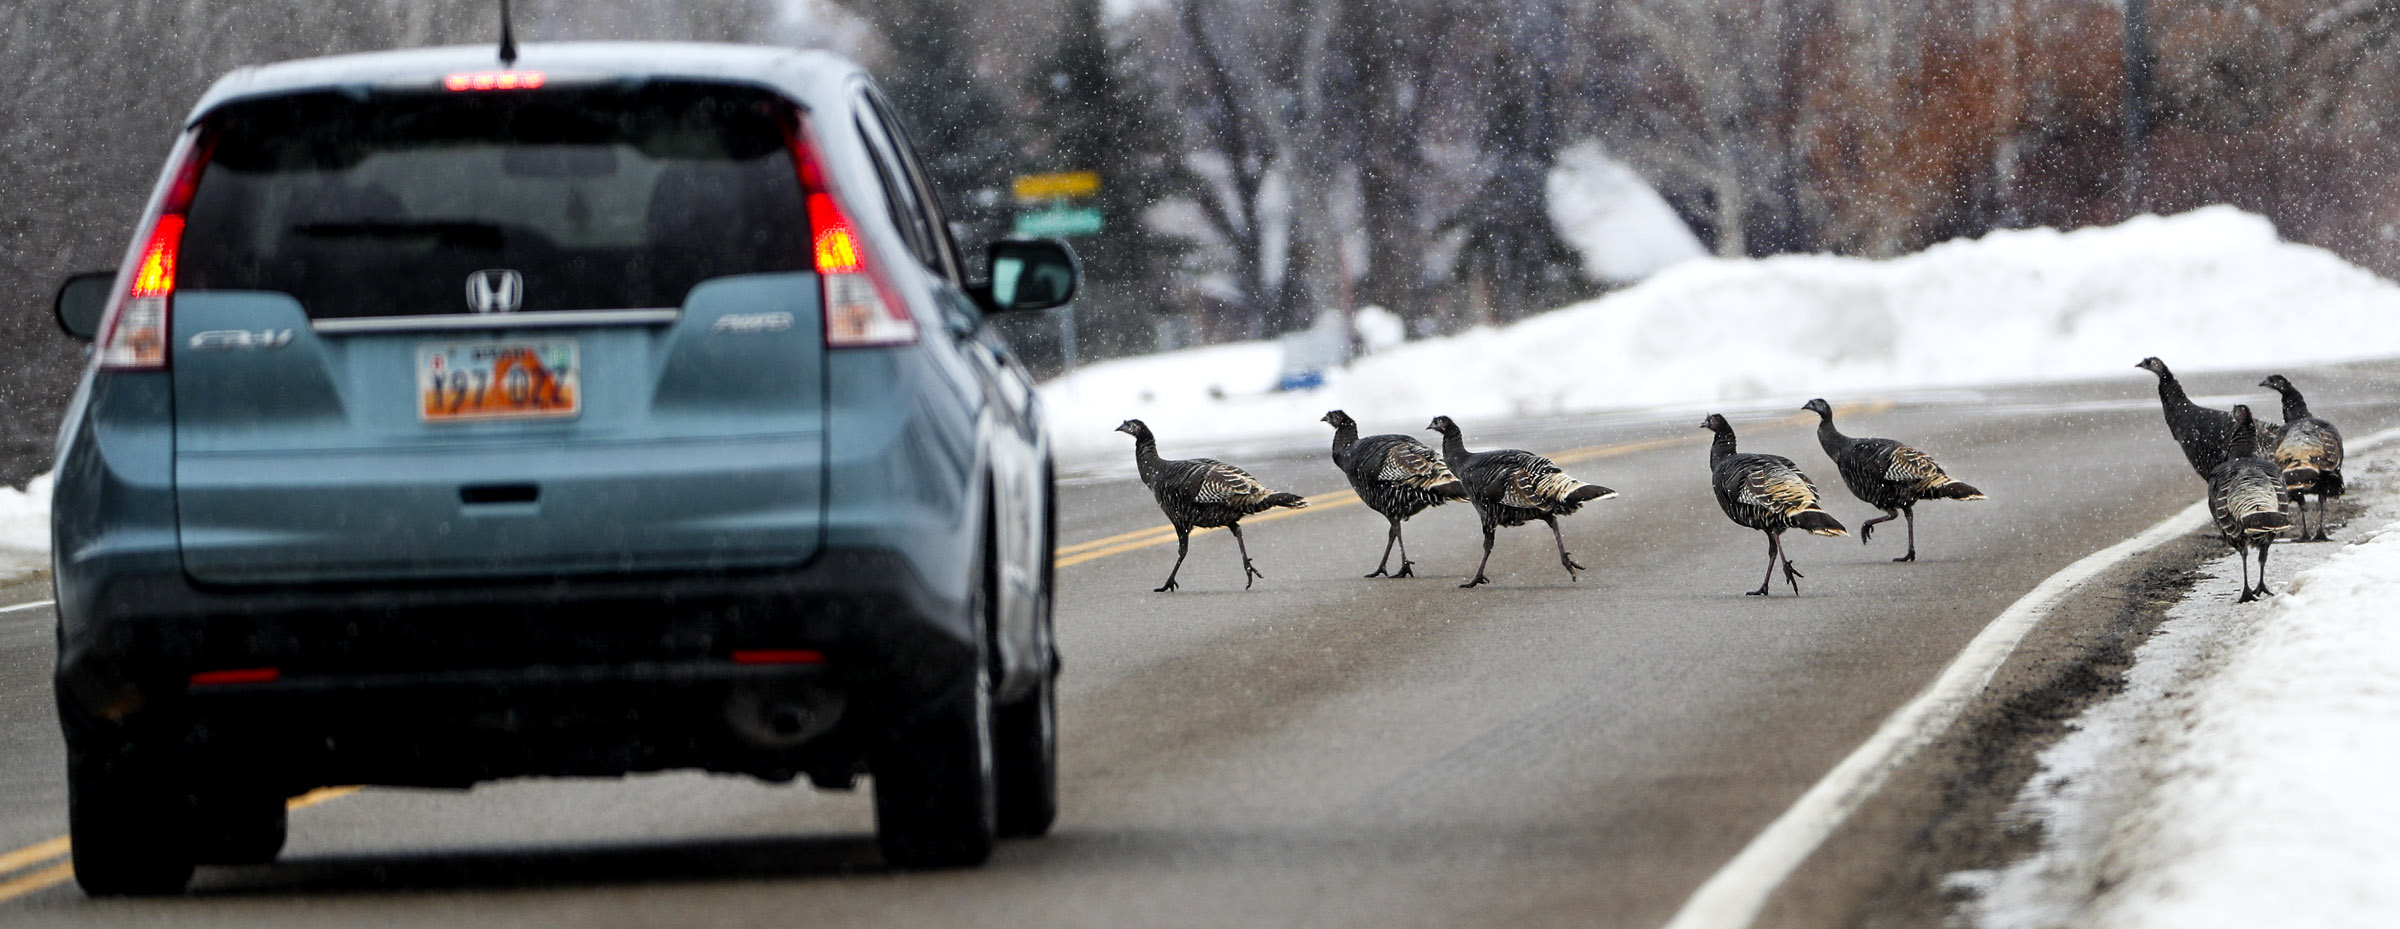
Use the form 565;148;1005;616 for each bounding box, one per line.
1424;415;1616;588
2259;374;2344;542
1703;413;1848;596
2208;405;2294;602
1802;399;1985;563
2136;357;2273;480
1115;419;1307;592
1322;410;1468;578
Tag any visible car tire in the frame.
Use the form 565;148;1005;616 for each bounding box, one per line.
871;540;999;869
992;664;1056;839
64;729;197;896
995;506;1058;841
192;789;288;865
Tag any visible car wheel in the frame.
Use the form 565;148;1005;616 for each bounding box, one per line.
871;540;999;869
192;789;288;865
993;663;1056;839
64;730;197;896
995;517;1058;841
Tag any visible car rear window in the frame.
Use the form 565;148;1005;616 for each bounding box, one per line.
182;83;808;319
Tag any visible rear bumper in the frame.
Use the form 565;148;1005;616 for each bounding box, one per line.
55;549;971;788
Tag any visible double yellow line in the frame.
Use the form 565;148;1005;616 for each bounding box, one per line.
0;401;1887;904
0;787;360;902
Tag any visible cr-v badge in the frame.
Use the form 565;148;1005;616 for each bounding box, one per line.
466;269;524;314
187;329;295;351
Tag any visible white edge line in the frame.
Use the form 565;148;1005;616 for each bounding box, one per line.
0;600;54;615
1662;424;2400;929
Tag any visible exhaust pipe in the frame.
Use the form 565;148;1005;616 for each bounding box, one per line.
727;688;843;748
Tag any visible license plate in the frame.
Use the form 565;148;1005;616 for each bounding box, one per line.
417;340;580;422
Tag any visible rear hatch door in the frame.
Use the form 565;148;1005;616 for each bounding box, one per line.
170;82;826;583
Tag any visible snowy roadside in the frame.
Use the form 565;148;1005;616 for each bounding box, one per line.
1040;207;2400;465
1959;438;2400;928
0;473;49;586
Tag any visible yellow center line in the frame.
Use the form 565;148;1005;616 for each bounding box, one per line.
0;863;72;902
290;785;361;810
0;785;366;904
0;837;68;880
1053;400;1894;570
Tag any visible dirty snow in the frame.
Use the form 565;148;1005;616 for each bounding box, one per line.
1042;206;2400;462
1961;443;2400;929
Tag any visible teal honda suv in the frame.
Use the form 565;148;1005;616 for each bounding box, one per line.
48;41;1075;894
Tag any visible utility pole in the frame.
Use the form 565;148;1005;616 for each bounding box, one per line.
2122;0;2154;217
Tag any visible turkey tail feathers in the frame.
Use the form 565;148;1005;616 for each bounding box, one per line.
2241;511;2293;533
1430;478;1470;499
1263;492;1308;509
1928;480;1986;501
1566;483;1617;504
1506;468;1614;512
1791;509;1848;537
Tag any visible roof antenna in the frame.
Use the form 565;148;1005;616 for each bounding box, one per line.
498;0;518;66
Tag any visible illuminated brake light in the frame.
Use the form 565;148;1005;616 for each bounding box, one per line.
731;649;828;666
444;71;546;92
96;128;214;372
96;216;182;369
809;194;862;273
190;667;280;686
783;114;915;348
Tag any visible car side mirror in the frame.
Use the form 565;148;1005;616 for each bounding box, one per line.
977;239;1080;313
55;271;114;341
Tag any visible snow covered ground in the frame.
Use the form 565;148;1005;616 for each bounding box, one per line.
1959;442;2400;929
0;473;47;585
1042;206;2400;463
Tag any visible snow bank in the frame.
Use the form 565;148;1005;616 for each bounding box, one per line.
0;473;50;584
2084;519;2400;928
1042;206;2400;460
1968;452;2400;929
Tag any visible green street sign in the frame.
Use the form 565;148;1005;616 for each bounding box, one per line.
1013;206;1103;238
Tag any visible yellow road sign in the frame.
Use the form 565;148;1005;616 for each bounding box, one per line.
1013;170;1100;200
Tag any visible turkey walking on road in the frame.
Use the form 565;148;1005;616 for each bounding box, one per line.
1322;410;1468;578
1802;399;1985;562
1116;419;1307;592
2259;374;2344;542
2208;405;2294;602
1425;415;1616;589
2137;357;2272;480
1704;414;1848;596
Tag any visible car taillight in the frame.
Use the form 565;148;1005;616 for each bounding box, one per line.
96;127;215;372
782;114;916;348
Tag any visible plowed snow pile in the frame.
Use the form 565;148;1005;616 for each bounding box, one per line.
1043;206;2400;458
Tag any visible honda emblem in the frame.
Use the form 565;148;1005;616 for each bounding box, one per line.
465;269;524;314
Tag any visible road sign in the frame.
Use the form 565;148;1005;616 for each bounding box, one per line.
1013;206;1104;238
1013;171;1101;201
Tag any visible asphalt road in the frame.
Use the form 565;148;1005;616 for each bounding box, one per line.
3;361;2396;927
